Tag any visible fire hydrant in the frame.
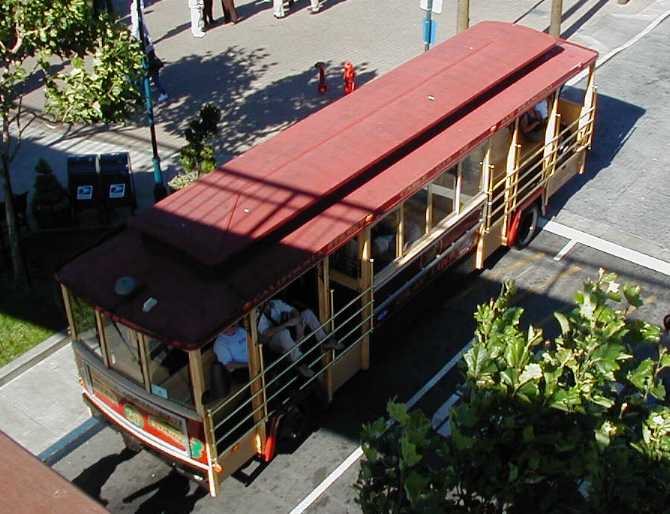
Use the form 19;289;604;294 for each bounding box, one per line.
343;62;356;95
314;62;327;94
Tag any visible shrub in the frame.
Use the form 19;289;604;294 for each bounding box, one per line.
357;271;670;513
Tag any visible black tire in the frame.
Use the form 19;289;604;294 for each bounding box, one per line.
515;203;540;249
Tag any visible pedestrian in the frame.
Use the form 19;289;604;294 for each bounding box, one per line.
189;0;206;37
203;0;215;27
129;0;168;102
273;0;321;19
221;0;241;24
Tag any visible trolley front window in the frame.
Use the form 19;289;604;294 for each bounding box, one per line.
101;315;144;385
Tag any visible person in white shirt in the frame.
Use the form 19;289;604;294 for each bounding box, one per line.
257;299;342;378
520;98;549;143
213;325;249;368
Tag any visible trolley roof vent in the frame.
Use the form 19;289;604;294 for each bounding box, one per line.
114;276;138;297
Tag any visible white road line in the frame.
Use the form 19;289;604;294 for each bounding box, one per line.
289;339;474;514
540;219;670;277
553;239;577;261
433;393;461;437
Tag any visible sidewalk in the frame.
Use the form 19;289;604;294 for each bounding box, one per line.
2;0;668;461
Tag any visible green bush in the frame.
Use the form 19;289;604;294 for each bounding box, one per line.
31;158;72;228
357;271;670;513
170;103;221;191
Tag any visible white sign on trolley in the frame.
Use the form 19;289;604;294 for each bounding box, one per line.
420;0;443;14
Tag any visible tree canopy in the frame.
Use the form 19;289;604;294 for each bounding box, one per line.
1;0;144;280
357;271;670;513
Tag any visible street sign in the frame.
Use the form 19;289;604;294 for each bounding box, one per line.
423;19;437;45
420;0;443;14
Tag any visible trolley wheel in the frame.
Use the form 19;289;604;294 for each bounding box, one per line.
121;432;142;454
515;203;540;249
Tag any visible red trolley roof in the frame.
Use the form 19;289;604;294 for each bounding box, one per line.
57;23;598;348
129;22;557;266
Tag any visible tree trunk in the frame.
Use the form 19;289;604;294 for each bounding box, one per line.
1;115;27;283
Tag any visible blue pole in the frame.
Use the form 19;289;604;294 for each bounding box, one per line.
135;0;167;201
424;0;434;52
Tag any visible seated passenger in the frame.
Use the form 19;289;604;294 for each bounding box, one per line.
520;99;549;143
257;298;343;378
213;324;249;369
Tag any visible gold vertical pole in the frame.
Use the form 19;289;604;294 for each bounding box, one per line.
245;310;267;445
457;0;470;33
550;0;563;37
359;227;372;370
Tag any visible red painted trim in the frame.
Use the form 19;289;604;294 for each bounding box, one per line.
507;188;544;246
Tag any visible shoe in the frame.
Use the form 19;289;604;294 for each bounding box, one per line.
192;32;206;38
322;337;344;352
158;93;168;103
298;365;315;379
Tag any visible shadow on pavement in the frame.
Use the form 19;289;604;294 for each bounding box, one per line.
72;447;137;506
156;45;377;157
548;90;646;215
122;469;207;513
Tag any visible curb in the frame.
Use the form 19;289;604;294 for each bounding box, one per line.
38;418;105;466
0;330;70;388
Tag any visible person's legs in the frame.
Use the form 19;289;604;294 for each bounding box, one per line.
203;0;214;25
189;0;206;36
221;0;239;22
273;0;286;18
309;0;320;12
150;72;168;101
299;309;327;341
270;330;302;363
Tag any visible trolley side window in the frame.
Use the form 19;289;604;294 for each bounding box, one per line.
460;140;487;205
430;166;458;226
402;188;428;254
145;338;194;407
371;209;400;275
70;295;102;357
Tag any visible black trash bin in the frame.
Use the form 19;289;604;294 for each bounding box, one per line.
67;155;100;221
99;152;136;213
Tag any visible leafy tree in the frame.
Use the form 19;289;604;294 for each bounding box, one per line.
1;0;143;281
357;271;670;513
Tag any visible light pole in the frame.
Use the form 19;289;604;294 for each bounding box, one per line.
134;0;167;202
550;0;563;37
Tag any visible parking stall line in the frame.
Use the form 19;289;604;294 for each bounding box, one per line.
554;239;577;261
540;219;670;277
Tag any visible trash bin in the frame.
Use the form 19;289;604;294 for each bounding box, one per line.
67;154;99;215
99;152;136;212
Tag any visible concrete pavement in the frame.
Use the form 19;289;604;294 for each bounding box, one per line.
1;0;669;479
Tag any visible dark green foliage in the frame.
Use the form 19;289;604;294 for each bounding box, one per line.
357;271;670;513
31;159;71;228
172;104;222;190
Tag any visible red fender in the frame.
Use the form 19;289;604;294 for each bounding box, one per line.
263;414;283;462
507;188;544;247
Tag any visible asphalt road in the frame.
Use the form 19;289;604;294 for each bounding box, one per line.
52;13;670;514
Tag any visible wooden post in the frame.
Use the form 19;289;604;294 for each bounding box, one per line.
203;411;221;496
137;335;152;392
189;349;207;416
60;285;76;340
244;310;267;445
578;64;597;151
457;0;470;33
550;0;563;38
317;258;334;402
396;207;404;258
475;142;492;269
542;91;561;185
359;227;372;370
502;119;520;244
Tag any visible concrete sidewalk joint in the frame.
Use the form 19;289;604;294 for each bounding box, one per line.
38;418;105;466
0;331;70;388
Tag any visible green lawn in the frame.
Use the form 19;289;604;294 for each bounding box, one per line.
0;226;114;368
0;278;65;368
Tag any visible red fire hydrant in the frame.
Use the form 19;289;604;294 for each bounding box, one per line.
314;62;327;94
343;62;356;95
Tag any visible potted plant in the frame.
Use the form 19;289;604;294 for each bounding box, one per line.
31;158;72;229
169;103;221;192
